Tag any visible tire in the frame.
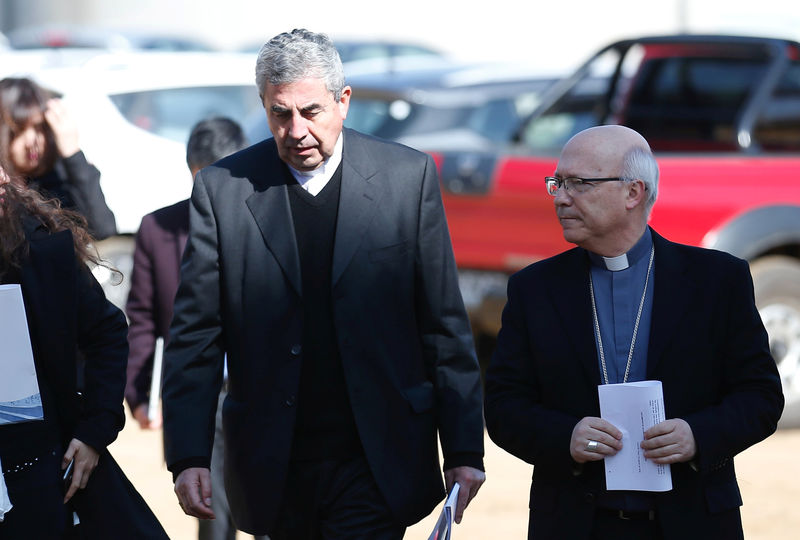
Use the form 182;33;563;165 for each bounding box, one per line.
750;255;800;428
92;235;135;315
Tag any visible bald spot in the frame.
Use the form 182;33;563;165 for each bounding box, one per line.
560;125;652;176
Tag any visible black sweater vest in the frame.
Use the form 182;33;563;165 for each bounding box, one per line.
287;164;362;461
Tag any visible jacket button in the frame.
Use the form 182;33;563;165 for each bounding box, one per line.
290;344;302;356
284;395;296;407
584;492;595;503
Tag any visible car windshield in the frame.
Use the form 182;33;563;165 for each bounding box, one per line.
520;41;786;152
109;85;263;143
345;97;472;139
346;84;547;144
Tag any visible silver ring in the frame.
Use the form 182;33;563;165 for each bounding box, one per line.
586;440;599;452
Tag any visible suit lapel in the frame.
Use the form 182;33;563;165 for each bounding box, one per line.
646;230;695;377
332;131;380;287
550;249;602;386
246;161;302;296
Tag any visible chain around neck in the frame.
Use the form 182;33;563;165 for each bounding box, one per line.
589;246;655;385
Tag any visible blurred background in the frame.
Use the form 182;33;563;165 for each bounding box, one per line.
2;1;800;538
2;0;800;71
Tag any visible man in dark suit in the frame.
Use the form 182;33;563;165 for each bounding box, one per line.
484;125;784;539
162;29;485;539
123;117;253;540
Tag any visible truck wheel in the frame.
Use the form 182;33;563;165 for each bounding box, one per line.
750;256;800;427
92;235;135;314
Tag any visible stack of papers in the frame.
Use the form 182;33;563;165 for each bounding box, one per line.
598;380;672;492
0;284;43;425
428;482;460;540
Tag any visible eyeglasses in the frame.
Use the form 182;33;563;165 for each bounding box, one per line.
544;176;624;196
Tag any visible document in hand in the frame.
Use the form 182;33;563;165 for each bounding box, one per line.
597;380;672;492
147;337;165;422
428;482;460;540
0;284;43;425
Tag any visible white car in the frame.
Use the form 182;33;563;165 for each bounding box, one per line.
1;50;264;308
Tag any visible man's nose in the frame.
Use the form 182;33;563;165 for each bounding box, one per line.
287;113;309;140
553;187;572;206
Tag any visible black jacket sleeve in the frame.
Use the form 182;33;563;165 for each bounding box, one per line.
72;261;129;450
59;151;118;240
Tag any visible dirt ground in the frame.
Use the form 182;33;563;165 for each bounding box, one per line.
109;414;800;540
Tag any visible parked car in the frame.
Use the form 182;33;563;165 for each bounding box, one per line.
428;34;800;426
357;64;557;147
2;50;264;308
7;24;216;52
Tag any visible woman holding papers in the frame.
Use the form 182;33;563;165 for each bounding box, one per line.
0;174;127;538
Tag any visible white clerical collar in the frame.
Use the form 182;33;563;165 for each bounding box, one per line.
602;254;629;271
288;132;344;196
588;229;653;272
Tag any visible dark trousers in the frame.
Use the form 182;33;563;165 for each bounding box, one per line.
0;448;68;539
199;390;268;540
589;509;663;540
270;455;405;540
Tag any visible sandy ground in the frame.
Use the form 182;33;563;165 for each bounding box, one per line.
109;415;800;540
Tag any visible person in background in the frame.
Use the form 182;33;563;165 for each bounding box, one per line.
484;125;784;539
0;77;116;240
163;28;485;539
124;117;257;540
0;162;127;538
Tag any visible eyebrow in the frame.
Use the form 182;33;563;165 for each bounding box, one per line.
270;102;325;114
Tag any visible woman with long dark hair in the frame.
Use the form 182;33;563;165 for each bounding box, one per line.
0;164;127;538
0;77;116;240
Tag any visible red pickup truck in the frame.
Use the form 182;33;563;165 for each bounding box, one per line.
433;35;800;422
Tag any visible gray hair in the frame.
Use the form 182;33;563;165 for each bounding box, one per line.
255;29;345;101
621;147;659;215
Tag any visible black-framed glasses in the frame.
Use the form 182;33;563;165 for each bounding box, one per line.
545;176;624;196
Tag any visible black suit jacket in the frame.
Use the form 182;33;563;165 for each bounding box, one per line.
125;199;189;412
162;129;484;534
484;229;784;539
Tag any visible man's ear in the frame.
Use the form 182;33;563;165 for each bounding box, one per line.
338;86;352;118
625;179;647;210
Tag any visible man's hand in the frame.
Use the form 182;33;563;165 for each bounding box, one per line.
443;466;485;524
133;403;162;430
174;467;215;519
44;98;80;158
62;438;100;503
641;418;696;464
570;416;623;463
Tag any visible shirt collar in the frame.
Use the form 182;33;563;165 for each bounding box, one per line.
587;229;653;271
287;132;344;194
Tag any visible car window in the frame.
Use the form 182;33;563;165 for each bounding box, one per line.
753;59;800;151
469;91;544;143
346;97;471;139
344;97;399;135
393;45;439;57
338;44;389;63
520;48;623;151
109;85;262;143
622;56;767;150
520;42;782;153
